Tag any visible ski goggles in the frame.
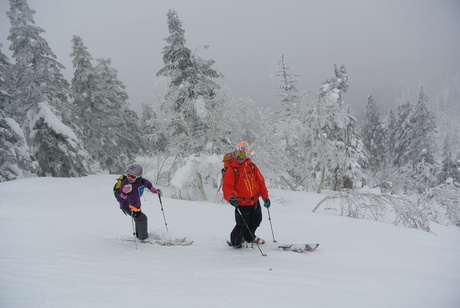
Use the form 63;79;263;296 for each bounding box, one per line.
233;151;247;158
126;174;139;180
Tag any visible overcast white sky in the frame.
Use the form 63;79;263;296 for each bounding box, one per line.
1;0;459;115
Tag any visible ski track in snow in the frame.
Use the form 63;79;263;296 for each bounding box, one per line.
1;174;459;308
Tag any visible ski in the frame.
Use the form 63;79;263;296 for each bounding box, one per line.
155;237;193;246
117;237;193;246
278;243;319;252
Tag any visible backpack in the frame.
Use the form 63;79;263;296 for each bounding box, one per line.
222;152;234;173
113;175;126;199
222;152;255;182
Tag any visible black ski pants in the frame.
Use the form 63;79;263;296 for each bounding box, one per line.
132;211;148;240
230;201;262;246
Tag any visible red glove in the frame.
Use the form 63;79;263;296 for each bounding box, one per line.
150;187;162;196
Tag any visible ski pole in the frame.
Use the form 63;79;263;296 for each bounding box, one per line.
158;193;169;232
236;207;267;257
131;215;138;250
267;208;277;243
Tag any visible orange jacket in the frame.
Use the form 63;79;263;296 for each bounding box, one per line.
222;157;269;206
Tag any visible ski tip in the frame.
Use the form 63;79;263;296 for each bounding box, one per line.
277;243;320;252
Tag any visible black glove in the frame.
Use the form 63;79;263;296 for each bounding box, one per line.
229;196;238;207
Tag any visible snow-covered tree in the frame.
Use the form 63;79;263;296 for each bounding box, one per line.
70;35;96;113
418;184;460;226
7;0;72;121
141;103;162;154
157;10;222;102
155;9;223;154
28;102;89;177
406;87;438;192
436;76;460;158
0;46;12;113
7;0;89;177
388;101;413;168
250;106;296;189
0;108;38;181
360;95;387;172
437;136;460;187
157;9;192;99
332;105;366;190
387;87;438;193
0;45;38;181
71;36;141;173
203;87;254;155
94;58;142;172
313;190;431;231
302;96;325;191
386;109;397;159
190;47;223;99
252;54;307;190
303;64;364;192
410;87;437;165
273;53;301;118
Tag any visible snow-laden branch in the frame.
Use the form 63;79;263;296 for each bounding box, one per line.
313;191;430;231
418;184;460;226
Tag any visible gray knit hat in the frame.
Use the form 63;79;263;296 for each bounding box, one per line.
126;164;143;177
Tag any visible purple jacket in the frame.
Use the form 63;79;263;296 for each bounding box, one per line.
117;177;155;213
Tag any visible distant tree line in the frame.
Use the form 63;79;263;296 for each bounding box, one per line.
1;0;459;200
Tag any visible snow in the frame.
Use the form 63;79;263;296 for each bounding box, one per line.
28;101;78;141
5;117;24;138
1;174;459;308
194;96;207;119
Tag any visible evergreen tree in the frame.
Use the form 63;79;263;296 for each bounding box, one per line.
157;10;222;101
140;103;161;155
28;102;89;177
70;35;97;115
386;109;397;160
340;105;366;189
94;58;142;172
407;86;438;192
0;108;38;181
190;46;223;99
273;53;301;118
157;9;192;97
71;35;140;173
156;9;223;154
437;137;460;188
7;0;71;121
361;95;387;172
410;86;437;166
317;64;349;143
7;0;89;177
438;136;460;187
256;54;306;190
305;64;365;191
0;47;37;181
0;46;12;113
387;87;438;193
389;101;413;168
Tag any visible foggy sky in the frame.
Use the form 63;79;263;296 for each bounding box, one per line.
1;0;459;115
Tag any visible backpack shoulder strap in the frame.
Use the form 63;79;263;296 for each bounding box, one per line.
232;163;255;182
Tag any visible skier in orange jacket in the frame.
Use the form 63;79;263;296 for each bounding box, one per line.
222;142;271;248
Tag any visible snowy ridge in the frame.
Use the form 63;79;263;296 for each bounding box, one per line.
1;174;459;308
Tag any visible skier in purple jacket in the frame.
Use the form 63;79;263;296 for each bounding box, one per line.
117;164;161;241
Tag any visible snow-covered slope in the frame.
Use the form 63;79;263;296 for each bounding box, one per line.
1;174;459;308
